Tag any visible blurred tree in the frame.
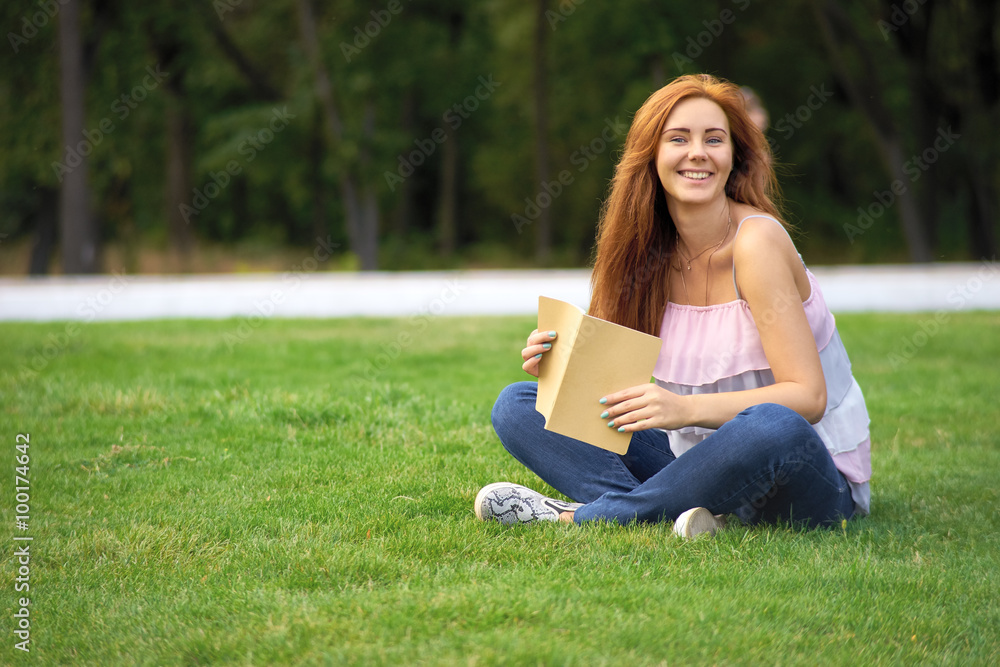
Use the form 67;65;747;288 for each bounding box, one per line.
434;6;464;257
0;0;994;273
532;0;552;263
57;0;99;273
145;4;197;266
811;0;932;262
880;0;998;260
297;0;379;270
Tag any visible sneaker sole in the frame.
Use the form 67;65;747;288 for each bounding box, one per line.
674;507;724;538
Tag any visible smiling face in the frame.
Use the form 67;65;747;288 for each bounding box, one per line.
655;96;734;208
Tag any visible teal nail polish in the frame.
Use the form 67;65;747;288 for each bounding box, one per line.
534;353;542;359
600;411;609;419
617;426;625;433
548;331;556;337
599;397;607;405
542;343;552;350
607;421;615;428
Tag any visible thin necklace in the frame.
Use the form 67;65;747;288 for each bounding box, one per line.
676;258;691;304
675;209;733;270
674;204;732;305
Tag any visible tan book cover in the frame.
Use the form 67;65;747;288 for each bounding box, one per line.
535;296;662;455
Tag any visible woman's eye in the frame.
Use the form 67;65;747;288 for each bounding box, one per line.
706;137;722;144
669;136;686;143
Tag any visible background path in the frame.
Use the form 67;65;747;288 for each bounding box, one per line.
1;263;998;321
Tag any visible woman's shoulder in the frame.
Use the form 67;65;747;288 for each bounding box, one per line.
733;207;792;251
731;205;809;298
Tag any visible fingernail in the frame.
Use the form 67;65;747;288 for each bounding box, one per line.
617;426;626;433
534;353;542;359
607;421;615;428
599;397;607;405
542;343;552;350
548;331;556;337
600;411;609;419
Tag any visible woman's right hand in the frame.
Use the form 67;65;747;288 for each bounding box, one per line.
520;329;557;377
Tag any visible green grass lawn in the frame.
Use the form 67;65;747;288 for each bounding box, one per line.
1;312;998;665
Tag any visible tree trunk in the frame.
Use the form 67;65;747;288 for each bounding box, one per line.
355;99;379;270
436;122;459;256
812;0;933;262
883;142;933;262
208;22;281;102
896;2;942;252
966;165;998;260
391;90;417;238
533;0;552;263
650;54;666;89
296;0;378;270
146;14;196;269
231;174;249;240
964;0;999;259
309;106;327;244
57;0;98;274
165;96;195;269
28;186;58;275
359;188;379;271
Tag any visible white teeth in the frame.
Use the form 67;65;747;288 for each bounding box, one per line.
681;171;710;180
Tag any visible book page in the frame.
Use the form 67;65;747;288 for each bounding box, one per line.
536;296;585;419
535;297;662;455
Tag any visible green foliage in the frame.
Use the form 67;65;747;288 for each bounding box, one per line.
0;0;996;266
1;313;999;663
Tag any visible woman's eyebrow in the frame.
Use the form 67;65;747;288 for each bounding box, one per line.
662;127;728;134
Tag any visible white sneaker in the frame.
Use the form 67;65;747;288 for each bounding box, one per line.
474;482;583;525
673;507;726;538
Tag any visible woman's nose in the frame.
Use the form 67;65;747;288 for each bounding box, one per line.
688;141;707;160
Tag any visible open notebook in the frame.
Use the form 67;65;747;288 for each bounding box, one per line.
535;296;661;454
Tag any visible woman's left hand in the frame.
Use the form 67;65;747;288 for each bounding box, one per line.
599;383;690;432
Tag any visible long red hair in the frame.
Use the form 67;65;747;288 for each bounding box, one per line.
589;74;784;335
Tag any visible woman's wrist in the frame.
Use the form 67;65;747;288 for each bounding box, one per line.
680;393;701;430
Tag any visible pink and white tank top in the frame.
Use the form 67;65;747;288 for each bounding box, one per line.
653;215;872;515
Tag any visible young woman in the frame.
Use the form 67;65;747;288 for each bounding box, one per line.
475;74;871;537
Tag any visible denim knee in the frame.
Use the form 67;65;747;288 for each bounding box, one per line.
743;403;813;434
491;381;538;439
739;403;828;461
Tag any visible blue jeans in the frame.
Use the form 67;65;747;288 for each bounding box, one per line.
491;381;855;527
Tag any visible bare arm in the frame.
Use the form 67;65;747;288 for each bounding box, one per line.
603;219;827;432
